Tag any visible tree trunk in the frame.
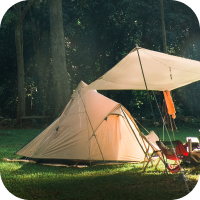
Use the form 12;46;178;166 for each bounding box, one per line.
160;0;167;53
14;0;38;125
15;2;25;122
49;0;70;117
15;6;25;119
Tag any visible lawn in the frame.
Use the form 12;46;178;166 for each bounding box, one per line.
0;124;200;200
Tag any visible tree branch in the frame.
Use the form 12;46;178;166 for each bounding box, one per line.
13;2;19;16
16;0;38;25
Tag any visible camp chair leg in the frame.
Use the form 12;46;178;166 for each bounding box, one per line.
143;154;154;171
142;161;146;169
155;158;161;168
143;149;150;169
143;159;151;171
191;155;199;163
144;152;165;171
150;159;154;167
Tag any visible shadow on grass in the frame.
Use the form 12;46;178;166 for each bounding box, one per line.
2;162;198;200
1;128;199;200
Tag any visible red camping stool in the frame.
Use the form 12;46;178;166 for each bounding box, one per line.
156;140;189;173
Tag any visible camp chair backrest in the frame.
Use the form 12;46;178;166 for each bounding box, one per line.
139;131;160;152
146;131;160;151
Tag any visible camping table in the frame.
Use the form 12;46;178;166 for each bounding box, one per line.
191;149;200;162
20;116;49;128
187;137;200;163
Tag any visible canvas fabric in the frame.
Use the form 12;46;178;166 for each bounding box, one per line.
16;81;152;163
84;47;200;91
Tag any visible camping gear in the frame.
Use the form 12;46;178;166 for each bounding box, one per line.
162;90;177;140
163;91;176;119
190;149;200;162
16;81;152;166
156;141;189;161
186;137;199;151
156;140;189;173
140;131;163;171
165;163;181;174
186;137;200;163
161;99;177;132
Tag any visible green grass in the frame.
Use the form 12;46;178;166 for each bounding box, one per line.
0;125;200;200
139;123;200;143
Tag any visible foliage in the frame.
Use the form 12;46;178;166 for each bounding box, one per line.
0;8;17;119
0;0;200;120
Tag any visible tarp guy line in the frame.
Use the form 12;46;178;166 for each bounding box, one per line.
140;48;200;75
121;106;146;156
152;91;190;193
136;46;160;138
137;48;189;193
138;48;189;193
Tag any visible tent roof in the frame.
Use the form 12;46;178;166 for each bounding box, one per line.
84;47;200;91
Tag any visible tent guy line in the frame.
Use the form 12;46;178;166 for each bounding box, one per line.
141;48;200;75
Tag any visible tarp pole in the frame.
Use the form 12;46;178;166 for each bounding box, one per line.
136;46;170;173
136;45;159;137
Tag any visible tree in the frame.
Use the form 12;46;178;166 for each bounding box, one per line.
28;2;52;116
49;0;70;116
14;0;38;123
160;0;167;53
1;0;200;122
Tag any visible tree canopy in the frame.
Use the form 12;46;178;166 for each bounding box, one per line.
0;0;200;125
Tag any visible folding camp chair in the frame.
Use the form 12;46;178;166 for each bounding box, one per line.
140;131;163;171
156;140;189;173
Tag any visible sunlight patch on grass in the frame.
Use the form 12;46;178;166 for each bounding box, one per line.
0;162;23;173
0;128;199;200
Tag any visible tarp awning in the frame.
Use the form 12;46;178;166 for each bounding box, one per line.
84;47;200;91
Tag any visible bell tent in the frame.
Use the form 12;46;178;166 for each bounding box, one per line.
16;81;151;166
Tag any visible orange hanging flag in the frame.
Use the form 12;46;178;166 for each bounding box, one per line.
163;91;176;119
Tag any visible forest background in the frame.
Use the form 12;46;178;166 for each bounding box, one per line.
0;0;200;128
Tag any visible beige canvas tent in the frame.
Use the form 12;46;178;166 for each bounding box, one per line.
16;81;152;165
84;47;200;91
